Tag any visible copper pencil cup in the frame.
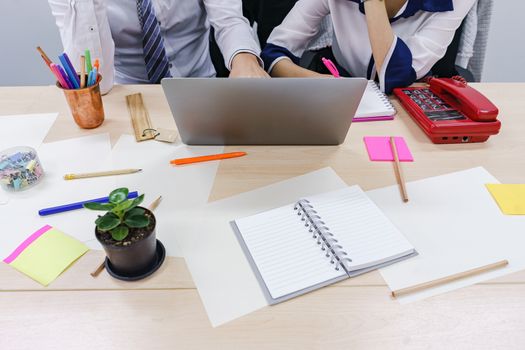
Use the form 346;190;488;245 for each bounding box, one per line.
58;75;105;129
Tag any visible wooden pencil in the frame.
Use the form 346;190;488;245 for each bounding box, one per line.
390;136;409;202
80;55;86;88
148;196;163;212
64;168;142;180
90;262;106;278
391;260;509;298
36;46;52;66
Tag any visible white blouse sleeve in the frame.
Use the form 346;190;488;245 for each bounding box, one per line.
379;0;477;94
47;0;114;94
203;0;262;70
261;0;330;72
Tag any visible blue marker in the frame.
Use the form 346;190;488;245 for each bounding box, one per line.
38;191;139;216
88;69;95;86
91;67;98;85
58;53;80;89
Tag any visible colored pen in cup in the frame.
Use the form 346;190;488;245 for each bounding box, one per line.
321;57;340;78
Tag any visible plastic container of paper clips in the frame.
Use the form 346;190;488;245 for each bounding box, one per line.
0;146;45;192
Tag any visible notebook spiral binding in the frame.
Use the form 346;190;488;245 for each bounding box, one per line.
294;199;351;274
370;81;396;112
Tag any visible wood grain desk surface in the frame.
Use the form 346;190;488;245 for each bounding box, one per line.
1;84;525;349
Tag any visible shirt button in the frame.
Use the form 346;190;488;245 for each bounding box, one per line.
169;63;173;68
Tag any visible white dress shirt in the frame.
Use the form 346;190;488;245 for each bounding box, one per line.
262;0;476;93
48;0;261;93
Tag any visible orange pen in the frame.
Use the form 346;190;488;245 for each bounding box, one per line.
170;152;247;165
94;59;100;70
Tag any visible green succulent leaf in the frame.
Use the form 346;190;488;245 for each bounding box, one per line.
109;188;129;204
124;215;150;228
96;213;121;232
127;194;145;211
110;225;129;241
113;199;134;214
83;202;116;211
126;207;145;217
95;212;118;225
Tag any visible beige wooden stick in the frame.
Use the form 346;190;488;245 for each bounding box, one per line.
80;55;86;88
90;195;163;278
390;136;409;202
391;260;509;298
64;168;142;180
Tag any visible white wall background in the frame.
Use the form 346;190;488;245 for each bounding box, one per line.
0;0;523;86
0;1;63;86
483;1;525;82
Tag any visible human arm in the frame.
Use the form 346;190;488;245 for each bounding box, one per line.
203;0;268;77
229;52;269;78
47;0;115;94
260;0;330;77
362;0;476;93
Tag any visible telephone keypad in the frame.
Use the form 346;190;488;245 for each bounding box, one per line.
401;89;466;121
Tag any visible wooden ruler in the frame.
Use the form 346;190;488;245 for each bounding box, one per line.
125;93;157;142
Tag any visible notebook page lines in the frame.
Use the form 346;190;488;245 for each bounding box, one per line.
235;204;346;299
305;187;414;270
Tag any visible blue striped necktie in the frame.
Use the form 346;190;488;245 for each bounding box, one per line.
136;0;172;83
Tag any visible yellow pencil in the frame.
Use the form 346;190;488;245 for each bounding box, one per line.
64;168;142;180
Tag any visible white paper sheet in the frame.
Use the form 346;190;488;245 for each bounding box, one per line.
0;113;59;205
84;134;223;256
175;167;348;327
0;113;58;150
0;134;115;259
370;167;525;303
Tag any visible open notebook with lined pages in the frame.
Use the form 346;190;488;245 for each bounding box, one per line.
231;186;417;304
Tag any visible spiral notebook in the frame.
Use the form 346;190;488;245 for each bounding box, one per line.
354;81;396;122
231;186;417;304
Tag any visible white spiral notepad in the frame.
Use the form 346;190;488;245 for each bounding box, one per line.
231;186;416;304
354;81;396;121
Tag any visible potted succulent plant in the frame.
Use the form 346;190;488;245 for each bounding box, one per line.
83;188;159;278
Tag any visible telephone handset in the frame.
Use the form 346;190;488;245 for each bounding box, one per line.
394;77;501;144
429;78;499;122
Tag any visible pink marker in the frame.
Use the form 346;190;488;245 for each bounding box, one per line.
50;63;68;88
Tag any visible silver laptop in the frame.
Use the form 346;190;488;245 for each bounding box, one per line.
161;78;367;145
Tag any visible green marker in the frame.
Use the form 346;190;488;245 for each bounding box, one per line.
85;49;92;74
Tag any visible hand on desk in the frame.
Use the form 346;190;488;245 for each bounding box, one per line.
229;53;270;78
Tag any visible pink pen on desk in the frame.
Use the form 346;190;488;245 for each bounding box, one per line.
322;57;340;78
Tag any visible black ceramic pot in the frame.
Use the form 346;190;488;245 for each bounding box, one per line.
96;207;157;276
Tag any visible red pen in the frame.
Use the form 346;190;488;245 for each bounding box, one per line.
321;57;340;78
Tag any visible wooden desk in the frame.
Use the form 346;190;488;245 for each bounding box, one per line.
1;84;525;349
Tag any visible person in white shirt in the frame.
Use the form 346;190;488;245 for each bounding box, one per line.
261;0;476;94
48;0;268;94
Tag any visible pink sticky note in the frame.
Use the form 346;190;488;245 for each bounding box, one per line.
363;136;413;162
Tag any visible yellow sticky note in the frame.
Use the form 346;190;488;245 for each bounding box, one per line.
486;184;525;215
5;225;88;286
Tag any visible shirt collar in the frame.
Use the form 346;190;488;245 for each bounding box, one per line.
358;0;454;18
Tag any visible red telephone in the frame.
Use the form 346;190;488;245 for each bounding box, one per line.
393;77;501;144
